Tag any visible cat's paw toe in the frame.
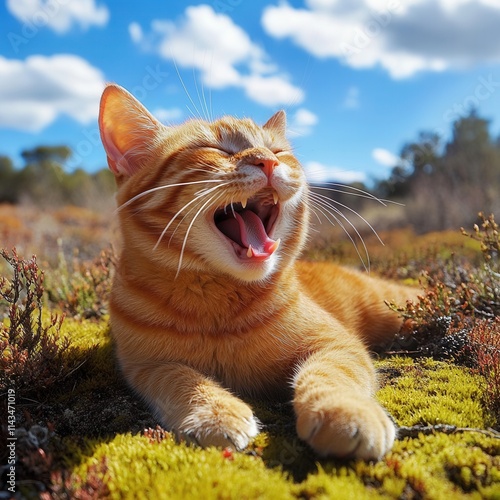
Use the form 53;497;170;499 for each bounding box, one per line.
197;415;259;450
176;401;259;451
296;397;395;461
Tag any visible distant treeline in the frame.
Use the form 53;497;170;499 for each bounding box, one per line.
0;146;115;209
1;110;499;232
315;110;500;233
375;110;500;232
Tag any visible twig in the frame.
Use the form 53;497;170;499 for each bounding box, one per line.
397;424;500;440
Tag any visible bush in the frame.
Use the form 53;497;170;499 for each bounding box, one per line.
467;318;500;418
45;245;115;319
386;213;500;422
0;249;79;395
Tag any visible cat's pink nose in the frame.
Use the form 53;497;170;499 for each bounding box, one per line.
254;157;279;181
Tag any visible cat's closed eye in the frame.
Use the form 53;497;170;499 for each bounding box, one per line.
203;146;233;156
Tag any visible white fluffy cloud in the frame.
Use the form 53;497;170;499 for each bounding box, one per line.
131;5;304;107
304;161;367;184
153;107;184;124
0;54;105;132
6;0;109;34
288;108;318;137
242;75;304;107
262;0;500;79
372;148;399;167
128;22;143;44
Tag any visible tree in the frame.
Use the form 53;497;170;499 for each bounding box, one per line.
0;156;20;204
17;146;73;205
376;110;500;232
20;146;72;166
379;132;441;199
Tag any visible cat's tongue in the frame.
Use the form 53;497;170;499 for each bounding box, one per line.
217;210;279;260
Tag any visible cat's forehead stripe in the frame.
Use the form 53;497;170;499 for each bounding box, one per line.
214;118;271;152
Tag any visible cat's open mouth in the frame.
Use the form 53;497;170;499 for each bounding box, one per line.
214;192;280;262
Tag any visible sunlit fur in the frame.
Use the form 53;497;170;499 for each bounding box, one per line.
99;84;418;461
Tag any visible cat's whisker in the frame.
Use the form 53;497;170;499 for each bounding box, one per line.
168;198;208;247
205;52;215;122
311;183;402;206
192;66;209;122
309;193;363;237
154;183;231;251
309;194;371;272
311;199;370;273
172;57;203;120
311;192;384;246
308;195;338;228
168;186;232;247
176;192;224;279
195;54;212;122
117;179;226;212
308;205;324;226
154;197;205;252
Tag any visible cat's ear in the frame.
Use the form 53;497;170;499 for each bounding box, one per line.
99;84;163;177
263;110;286;136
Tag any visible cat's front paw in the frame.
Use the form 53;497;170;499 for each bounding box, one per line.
295;396;395;461
175;398;259;451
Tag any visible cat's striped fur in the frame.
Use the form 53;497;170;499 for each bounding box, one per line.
99;84;416;460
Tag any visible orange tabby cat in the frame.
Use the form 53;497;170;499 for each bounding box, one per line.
99;84;416;461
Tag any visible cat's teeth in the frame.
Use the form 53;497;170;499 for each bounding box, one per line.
241;198;248;209
247;245;253;258
273;191;279;205
270;238;281;253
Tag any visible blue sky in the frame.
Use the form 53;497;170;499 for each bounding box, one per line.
2;0;500;185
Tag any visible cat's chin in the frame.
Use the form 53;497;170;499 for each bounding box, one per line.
219;254;279;283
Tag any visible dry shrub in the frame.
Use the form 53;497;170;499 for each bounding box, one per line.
45;246;115;319
467;318;500;418
387;213;500;421
461;212;500;317
0;205;33;258
0;249;80;395
47;458;110;500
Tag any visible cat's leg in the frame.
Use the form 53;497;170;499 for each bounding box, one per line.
126;361;259;449
292;344;395;461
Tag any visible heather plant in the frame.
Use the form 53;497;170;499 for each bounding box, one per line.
45;245;115;319
0;249;80;395
467;318;500;418
386;213;500;421
461;212;500;318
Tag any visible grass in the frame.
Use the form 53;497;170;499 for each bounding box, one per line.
1;205;499;499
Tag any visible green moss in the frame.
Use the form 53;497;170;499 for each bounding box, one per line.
296;466;389;499
47;356;499;500
63;426;499;499
376;358;494;428
351;433;500;499
61;316;111;350
70;433;296;500
60;316;118;388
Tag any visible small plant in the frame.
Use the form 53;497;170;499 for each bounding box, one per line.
467;318;500;418
386;213;500;423
461;212;500;317
45;244;115;319
0;249;78;395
